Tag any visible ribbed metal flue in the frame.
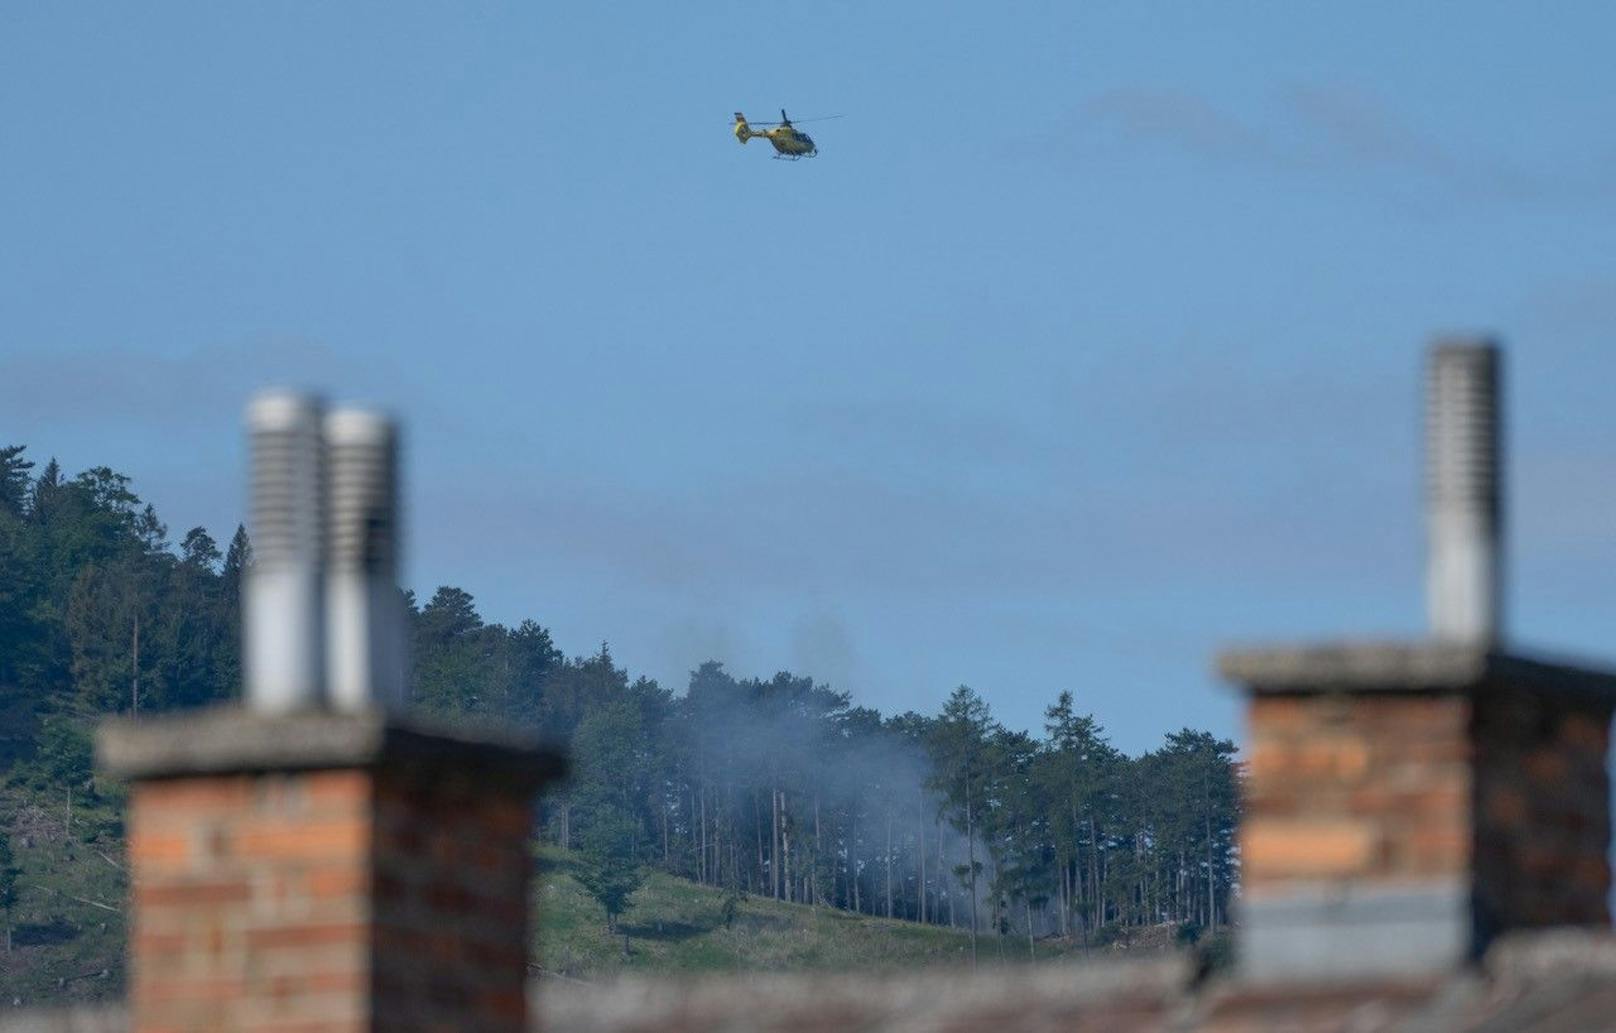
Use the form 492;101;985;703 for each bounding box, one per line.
1425;340;1503;644
244;391;327;711
325;408;406;711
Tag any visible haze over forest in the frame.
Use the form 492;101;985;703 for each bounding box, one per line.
0;443;1238;950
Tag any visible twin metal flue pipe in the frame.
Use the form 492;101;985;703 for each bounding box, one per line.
243;391;405;713
1425;340;1503;646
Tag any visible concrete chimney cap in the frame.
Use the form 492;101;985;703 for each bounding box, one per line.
1216;640;1616;700
96;707;566;787
246;390;325;430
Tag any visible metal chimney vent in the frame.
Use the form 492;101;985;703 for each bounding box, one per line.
244;391;327;711
243;392;407;712
325;408;406;712
1425;340;1503;645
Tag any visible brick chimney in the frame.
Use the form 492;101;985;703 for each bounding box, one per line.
97;392;564;1032
1219;339;1616;984
100;712;561;1032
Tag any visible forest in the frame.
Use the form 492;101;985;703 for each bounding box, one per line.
0;443;1240;948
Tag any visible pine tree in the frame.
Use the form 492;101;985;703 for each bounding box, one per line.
216;525;252;699
574;803;646;934
0;498;47;695
28;458;63;523
929;685;997;960
180;527;221;572
134;503;168;554
571;695;653;932
0;445;34;517
411;586;488;714
481;619;562;727
1040;690;1119;939
222;525;252;590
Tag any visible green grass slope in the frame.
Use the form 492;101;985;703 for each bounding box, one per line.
0;814;1143;1007
535;848;1095;980
0;792;128;1008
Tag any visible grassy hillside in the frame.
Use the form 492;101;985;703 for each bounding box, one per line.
0;799;1165;1008
535;848;1106;980
0;792;128;1008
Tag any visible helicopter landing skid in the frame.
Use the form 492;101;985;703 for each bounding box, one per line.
771;152;817;161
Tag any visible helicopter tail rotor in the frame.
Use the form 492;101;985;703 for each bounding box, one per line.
733;113;752;143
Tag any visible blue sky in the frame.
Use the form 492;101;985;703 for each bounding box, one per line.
4;2;1614;753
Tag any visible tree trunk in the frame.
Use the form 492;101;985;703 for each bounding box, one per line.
1206;816;1216;928
782;795;792;903
813;795;822;908
1176;851;1185;924
917;789;927;924
771;786;781;900
131;612;140;717
1025;899;1035;957
1069;797;1079;936
851;807;860;914
965;790;978;963
754;788;765;894
1088;816;1099;930
884;801;893;919
1059;859;1070;938
718;790;727;888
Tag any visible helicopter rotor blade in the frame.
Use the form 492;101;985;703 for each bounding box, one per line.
726;114;845;126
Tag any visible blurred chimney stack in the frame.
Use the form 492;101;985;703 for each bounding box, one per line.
1426;340;1503;645
1219;337;1616;986
100;391;563;1033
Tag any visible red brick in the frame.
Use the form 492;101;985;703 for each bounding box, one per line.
235;820;369;860
130;831;192;867
136;777;255;812
307;866;368;899
1244;818;1376;880
134;931;188;955
136;879;252;909
245;923;368;950
305;770;373;809
139;977;248;1003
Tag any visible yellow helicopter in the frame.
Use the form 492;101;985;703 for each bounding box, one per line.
732;110;840;160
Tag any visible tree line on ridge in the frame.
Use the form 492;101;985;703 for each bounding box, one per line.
0;444;1239;946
